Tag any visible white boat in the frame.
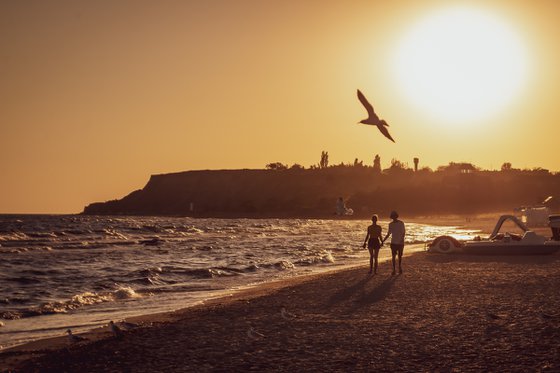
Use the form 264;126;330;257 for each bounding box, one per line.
428;215;560;255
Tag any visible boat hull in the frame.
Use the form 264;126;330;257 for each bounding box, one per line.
462;243;560;255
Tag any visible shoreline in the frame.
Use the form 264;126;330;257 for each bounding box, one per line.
0;259;374;370
4;212;552;371
0;210;512;229
3;250;560;371
0;253;399;358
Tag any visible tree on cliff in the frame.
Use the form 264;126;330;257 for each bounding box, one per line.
266;162;288;170
438;162;478;174
320;151;329;168
384;158;412;174
373;154;381;173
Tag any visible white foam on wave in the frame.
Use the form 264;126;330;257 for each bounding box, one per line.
323;251;335;263
274;260;295;270
0;232;29;241
113;286;141;300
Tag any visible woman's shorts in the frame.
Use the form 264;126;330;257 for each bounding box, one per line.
368;238;381;250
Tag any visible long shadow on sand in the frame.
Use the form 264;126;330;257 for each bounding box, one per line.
327;274;398;309
352;276;398;308
426;252;560;265
326;275;372;307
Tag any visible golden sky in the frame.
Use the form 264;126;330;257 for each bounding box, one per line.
1;0;560;213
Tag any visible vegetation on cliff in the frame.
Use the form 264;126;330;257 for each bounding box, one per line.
83;156;560;218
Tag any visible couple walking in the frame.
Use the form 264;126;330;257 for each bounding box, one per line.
362;211;405;275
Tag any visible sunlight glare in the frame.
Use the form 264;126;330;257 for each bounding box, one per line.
393;7;529;125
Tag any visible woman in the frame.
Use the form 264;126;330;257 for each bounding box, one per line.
363;214;383;274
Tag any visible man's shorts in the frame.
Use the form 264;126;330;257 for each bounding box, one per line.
390;244;404;256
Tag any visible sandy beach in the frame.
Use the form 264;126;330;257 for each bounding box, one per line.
2;241;560;372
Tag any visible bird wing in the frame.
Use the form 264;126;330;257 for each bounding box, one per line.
357;89;378;120
377;124;395;142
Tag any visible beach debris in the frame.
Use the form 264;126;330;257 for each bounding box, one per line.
280;307;297;320
486;312;502;320
247;326;265;341
117;320;140;330
356;89;395;143
109;321;123;338
66;329;87;343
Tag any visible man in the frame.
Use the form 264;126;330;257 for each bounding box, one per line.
382;210;406;275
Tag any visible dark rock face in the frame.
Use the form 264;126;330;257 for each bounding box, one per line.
83;168;560;218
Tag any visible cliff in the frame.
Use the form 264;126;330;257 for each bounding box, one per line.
82;168;560;217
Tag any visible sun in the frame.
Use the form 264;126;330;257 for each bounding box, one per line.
393;6;530;124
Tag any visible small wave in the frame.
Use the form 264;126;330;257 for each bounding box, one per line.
184;226;204;233
295;251;335;266
27;232;58;239
100;229;128;240
208;268;238;277
5;277;41;284
244;264;260;272
63;229;92;235
1;286;143;320
113;286;141;299
137;267;163;277
0;247;29;254
0;232;30;241
160;266;241;279
142;225;162;233
139;237;164;246
1;311;20;320
274;260;295;270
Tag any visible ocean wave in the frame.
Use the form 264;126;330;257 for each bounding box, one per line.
294;251;335;266
274;260;295;270
183;226;204;233
113;286;141;299
0;232;30;241
0;286;142;320
139;237;165;246
27;232;58;239
5;276;41;284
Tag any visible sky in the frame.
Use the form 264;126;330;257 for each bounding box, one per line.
1;0;560;213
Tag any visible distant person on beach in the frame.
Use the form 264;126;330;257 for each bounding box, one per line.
382;211;406;275
336;197;354;216
363;214;383;274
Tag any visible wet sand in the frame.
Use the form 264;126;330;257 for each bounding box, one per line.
2;213;560;372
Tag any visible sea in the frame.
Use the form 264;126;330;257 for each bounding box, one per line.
0;215;479;349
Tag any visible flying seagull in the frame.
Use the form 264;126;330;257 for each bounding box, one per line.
357;89;395;143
